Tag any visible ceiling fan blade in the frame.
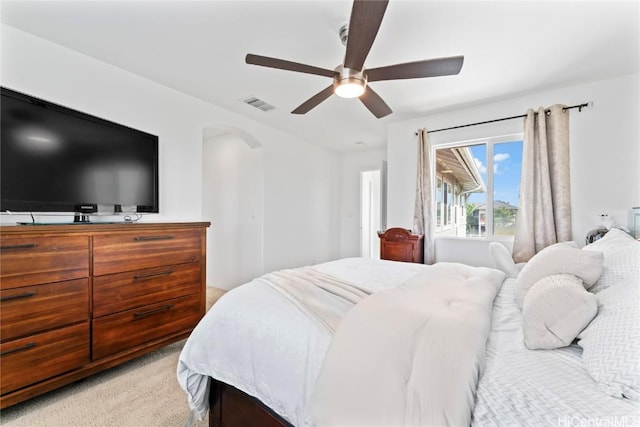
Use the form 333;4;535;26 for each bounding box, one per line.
246;54;337;78
366;56;464;82
359;86;392;118
344;0;389;71
291;85;335;114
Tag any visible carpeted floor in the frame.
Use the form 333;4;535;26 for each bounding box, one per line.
0;287;227;427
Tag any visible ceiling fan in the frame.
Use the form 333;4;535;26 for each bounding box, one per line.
245;0;464;119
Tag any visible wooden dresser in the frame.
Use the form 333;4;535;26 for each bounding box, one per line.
0;221;209;408
378;227;424;263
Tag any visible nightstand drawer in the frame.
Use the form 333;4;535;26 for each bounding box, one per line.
93;263;201;317
92;293;202;359
93;229;201;276
0;236;89;289
0;322;90;395
381;241;416;262
0;278;89;342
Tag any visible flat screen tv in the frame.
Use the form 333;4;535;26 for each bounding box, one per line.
1;87;159;221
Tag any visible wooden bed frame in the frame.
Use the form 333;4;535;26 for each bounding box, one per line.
208;379;292;427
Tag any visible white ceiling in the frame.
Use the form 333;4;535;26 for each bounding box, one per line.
1;1;638;152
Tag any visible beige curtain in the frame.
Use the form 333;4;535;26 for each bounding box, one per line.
513;104;571;263
413;129;435;264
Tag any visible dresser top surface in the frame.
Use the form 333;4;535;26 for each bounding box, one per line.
0;221;210;236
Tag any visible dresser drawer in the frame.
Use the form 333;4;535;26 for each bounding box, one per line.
0;236;89;289
93;229;201;276
1;278;89;342
92;293;202;360
93;263;201;317
0;322;90;395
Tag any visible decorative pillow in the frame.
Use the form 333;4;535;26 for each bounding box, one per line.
522;273;597;350
583;228;640;293
489;242;522;278
578;277;639;400
516;242;603;310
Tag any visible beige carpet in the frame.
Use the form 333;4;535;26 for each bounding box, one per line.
0;287;227;427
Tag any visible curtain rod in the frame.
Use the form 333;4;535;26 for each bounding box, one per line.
415;102;591;135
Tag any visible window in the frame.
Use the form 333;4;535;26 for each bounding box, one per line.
434;135;523;238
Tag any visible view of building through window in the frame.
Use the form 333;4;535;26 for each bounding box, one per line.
435;136;523;238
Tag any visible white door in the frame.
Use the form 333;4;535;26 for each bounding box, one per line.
360;169;381;258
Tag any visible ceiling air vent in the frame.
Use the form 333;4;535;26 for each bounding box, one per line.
242;96;276;112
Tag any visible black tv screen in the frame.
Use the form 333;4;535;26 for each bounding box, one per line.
1;87;159;216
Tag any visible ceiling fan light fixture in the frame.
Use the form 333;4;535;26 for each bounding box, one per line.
334;66;367;98
334;79;366;98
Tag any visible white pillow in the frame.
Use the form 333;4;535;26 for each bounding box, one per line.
583;228;640;293
516;242;603;310
489;242;522;279
522;273;597;350
578;277;639;400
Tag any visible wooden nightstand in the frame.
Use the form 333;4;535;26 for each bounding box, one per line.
377;228;424;263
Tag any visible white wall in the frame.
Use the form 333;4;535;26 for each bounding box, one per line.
339;148;387;258
261;130;341;272
1;25;341;283
387;73;640;266
202;132;264;290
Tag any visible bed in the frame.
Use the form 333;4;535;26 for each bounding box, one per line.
178;228;640;426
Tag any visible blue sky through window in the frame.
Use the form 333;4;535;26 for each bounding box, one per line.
467;141;523;206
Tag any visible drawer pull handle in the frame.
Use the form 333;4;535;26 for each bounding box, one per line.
134;235;174;242
1;292;36;302
0;342;36;356
134;304;173;319
134;270;174;280
0;243;38;251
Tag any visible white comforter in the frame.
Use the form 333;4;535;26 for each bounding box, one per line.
177;258;427;424
309;263;505;427
177;258;505;425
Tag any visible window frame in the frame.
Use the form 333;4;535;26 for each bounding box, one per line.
432;133;523;241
